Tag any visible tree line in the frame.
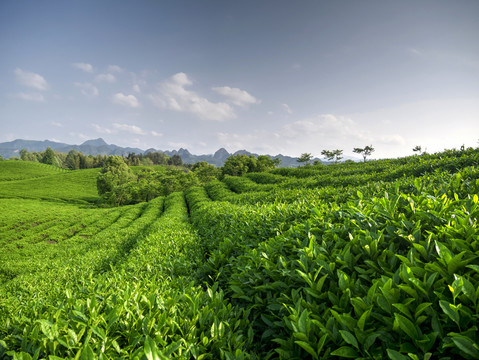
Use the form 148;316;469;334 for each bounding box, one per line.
14;147;186;169
96;154;280;206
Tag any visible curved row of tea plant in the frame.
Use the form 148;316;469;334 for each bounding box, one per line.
186;164;479;359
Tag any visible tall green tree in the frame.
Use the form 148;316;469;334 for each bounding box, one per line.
192;161;221;183
297;153;313;166
97;156;136;206
321;149;343;164
353;145;375;162
65;150;81;170
222;154;251;176
41;147;62;167
254;155;279;172
168;154;183;166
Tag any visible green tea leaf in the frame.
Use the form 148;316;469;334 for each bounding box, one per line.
449;333;479;358
387;349;408;360
439;300;459;324
394;313;419;340
357;308;371;331
330;346;359;358
415;302;432;318
339;330;359;349
295;341;318;359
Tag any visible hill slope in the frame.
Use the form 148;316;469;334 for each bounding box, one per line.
0;162;99;203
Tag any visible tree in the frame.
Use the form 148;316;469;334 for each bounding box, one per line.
65;150;81;170
192;161;221;183
41;147;62;167
97;156;136;206
321;149;343;164
20;149;29;161
168;154;183;166
353;145;375;162
297;153;313;165
222;154;251;176
254;155;279;172
412;145;422;155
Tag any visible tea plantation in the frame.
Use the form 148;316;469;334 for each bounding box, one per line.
1;148;478;359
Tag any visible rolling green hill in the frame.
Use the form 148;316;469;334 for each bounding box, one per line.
0;162;99;203
0;161;66;182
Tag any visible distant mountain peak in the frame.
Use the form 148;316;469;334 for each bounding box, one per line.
81;138;108;147
213;148;229;159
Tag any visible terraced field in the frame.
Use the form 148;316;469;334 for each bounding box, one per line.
1;149;478;359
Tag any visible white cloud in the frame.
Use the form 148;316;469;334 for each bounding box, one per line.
92;123;112;134
151;130;162;137
95;73;116;83
282;103;292;114
69;132;90;141
107;65;124;73
50;121;63;127
217;114;405;157
10;92;45;102
74;82;99;98
14;68;48;90
112;93;140;108
72;62;94;73
267;111;274;115
212;86;260;107
167;141;191;149
133;84;141;93
113;123;146;135
149;72;236;121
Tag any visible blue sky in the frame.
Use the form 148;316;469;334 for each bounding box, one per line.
1;0;478;158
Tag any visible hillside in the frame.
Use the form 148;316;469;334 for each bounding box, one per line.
1;147;479;359
0;162;99;203
0;161;66;181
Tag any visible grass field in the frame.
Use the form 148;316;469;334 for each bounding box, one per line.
1;150;478;359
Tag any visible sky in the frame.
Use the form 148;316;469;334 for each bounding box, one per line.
1;0;478;159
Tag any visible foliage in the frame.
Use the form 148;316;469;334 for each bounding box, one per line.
97;156;136;206
168;153;183;166
413;145;423;155
297;153;313;165
321;149;343;163
192;161;222;183
41;147;62;167
353;145;375;162
222;154;278;177
125;151;170;166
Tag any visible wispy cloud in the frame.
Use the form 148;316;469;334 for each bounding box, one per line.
14;68;48;90
74;82;99;98
107;65;124;73
95;73;116;83
282;103;292;114
113;123;146;135
72;62;94;73
112;93;140;107
133;84;141;93
212;86;260;107
92;123;161;137
10;92;45;102
50;121;63;127
217;114;405;155
148;72;235;121
92;123;113;134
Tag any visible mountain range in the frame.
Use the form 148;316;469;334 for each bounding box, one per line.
0;138;317;167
